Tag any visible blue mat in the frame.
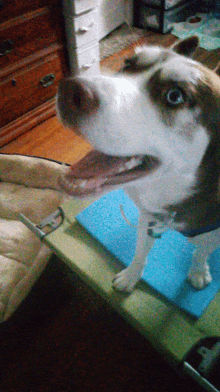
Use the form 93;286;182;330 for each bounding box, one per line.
76;189;220;318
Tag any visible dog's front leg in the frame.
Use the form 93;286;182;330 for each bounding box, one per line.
188;228;220;290
112;213;154;292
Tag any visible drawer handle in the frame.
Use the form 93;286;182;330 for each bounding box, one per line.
77;22;94;34
40;74;55;88
81;59;97;71
0;40;13;56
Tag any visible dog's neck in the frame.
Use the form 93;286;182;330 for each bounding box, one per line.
171;142;220;232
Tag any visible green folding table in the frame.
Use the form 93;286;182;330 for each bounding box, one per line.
21;197;220;392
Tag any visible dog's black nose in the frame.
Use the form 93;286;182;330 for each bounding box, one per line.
58;77;100;115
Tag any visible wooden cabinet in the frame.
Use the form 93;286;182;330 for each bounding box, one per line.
0;1;69;147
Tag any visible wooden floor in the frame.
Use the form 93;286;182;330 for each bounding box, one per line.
0;31;219;391
0;116;92;164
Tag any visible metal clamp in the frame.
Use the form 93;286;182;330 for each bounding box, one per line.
183;337;220;392
183;362;219;392
19;207;64;240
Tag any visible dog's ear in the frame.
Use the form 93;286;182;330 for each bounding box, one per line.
171;36;199;58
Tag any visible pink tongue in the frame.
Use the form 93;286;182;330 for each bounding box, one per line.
68;150;129;179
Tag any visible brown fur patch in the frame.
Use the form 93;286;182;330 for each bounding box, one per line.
195;64;220;139
147;68;198;128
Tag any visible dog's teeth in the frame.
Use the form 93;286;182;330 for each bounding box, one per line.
117;157;143;173
125;157;143;170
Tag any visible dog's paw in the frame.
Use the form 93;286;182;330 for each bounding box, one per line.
112;266;141;293
188;265;212;290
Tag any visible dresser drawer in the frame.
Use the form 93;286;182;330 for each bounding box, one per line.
0;47;65;128
0;0;61;23
64;0;98;15
72;42;100;76
0;8;64;69
65;9;98;48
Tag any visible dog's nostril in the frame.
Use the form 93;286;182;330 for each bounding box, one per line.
74;79;100;113
59;77;100;114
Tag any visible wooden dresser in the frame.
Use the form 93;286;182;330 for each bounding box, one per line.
0;0;69;147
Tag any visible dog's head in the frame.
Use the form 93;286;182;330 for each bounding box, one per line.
57;36;220;198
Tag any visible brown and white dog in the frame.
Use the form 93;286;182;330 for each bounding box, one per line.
57;36;220;292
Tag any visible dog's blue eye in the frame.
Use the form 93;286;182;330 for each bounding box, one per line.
166;88;184;106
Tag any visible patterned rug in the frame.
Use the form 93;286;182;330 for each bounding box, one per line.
99;23;147;60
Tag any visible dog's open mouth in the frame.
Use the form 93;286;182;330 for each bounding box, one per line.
59;150;160;197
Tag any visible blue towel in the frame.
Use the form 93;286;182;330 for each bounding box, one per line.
76;189;220;318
